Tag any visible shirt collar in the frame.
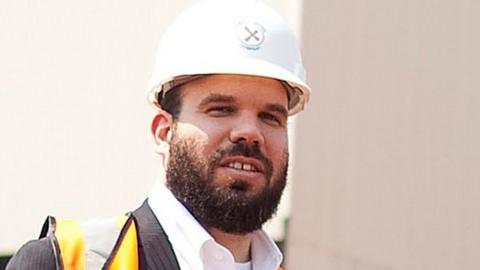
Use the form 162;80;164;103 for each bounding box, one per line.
251;229;283;270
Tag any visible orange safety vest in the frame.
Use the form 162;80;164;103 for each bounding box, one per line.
42;214;138;270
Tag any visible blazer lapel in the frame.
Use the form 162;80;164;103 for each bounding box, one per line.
132;201;181;270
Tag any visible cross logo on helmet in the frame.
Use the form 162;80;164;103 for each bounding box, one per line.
237;21;265;50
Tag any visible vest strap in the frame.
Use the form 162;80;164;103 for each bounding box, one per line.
56;218;86;270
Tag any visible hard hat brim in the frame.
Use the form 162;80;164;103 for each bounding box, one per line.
148;56;311;115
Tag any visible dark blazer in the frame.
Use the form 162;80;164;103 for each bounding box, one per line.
6;201;181;270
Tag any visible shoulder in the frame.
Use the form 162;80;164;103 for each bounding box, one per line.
6;237;56;270
5;205;151;270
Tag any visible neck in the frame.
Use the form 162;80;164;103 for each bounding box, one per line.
208;227;253;263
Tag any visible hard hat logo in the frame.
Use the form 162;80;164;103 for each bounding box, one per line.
237;22;265;50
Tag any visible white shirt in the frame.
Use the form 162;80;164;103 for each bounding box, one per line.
148;181;283;270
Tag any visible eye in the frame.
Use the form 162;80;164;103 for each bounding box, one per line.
206;106;234;116
259;112;284;126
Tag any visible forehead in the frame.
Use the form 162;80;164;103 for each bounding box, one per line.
179;74;289;107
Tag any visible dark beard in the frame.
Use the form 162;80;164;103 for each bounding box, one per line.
166;136;288;234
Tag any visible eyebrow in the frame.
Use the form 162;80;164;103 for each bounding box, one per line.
265;103;289;119
198;94;235;107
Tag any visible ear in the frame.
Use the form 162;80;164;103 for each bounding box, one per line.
151;109;173;151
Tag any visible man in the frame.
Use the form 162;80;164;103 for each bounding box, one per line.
7;0;311;269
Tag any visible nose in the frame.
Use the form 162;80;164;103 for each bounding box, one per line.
229;116;265;146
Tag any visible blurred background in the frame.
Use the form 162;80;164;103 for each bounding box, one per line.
1;0;479;269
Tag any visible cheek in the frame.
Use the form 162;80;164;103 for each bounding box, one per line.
265;131;289;167
174;121;227;153
174;122;210;141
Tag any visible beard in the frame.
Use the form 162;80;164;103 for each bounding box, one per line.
166;134;288;234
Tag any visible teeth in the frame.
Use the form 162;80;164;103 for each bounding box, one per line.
227;162;257;172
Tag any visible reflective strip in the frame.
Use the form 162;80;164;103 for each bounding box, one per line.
82;217;124;270
108;215;139;270
56;219;86;270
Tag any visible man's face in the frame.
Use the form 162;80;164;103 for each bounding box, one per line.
165;74;290;234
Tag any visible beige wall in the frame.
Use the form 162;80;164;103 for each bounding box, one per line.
287;0;480;269
0;0;300;254
0;0;189;253
3;0;478;268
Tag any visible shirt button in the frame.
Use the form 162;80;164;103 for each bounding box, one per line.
215;252;223;261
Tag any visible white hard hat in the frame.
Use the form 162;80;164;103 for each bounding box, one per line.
148;0;311;115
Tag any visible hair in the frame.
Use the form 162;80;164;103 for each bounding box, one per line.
158;86;184;121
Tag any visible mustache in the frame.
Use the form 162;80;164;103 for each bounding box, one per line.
215;141;273;179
